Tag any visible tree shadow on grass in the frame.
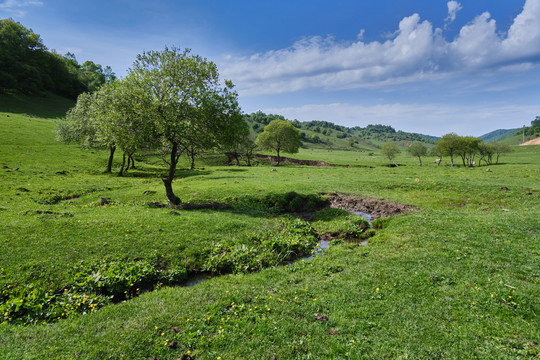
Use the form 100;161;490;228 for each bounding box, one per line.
119;168;212;179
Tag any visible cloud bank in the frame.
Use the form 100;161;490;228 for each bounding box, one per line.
222;0;540;96
0;0;43;17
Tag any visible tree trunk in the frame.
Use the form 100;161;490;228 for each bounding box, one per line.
162;142;181;205
418;156;422;166
105;145;116;173
276;149;281;166
162;177;181;205
129;154;136;169
118;152;126;177
189;148;196;170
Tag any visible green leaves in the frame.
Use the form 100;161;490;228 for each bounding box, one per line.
255;119;302;163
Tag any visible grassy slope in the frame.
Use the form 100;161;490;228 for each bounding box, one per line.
0;104;539;359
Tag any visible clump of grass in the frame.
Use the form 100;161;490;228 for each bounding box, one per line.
372;217;391;229
312;207;371;240
259;192;328;213
1;259;187;325
202;218;318;274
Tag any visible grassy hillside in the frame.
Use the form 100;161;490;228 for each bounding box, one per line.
479;128;520;143
1;104;539;359
245;113;438;151
0;93;74;118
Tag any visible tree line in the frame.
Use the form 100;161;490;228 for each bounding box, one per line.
381;134;512;167
0;18;115;98
522;116;540;138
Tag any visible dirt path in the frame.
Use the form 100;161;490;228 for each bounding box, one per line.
519;137;540;145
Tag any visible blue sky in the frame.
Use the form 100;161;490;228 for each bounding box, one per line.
2;0;539;136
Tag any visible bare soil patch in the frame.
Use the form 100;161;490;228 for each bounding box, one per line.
254;154;334;167
519;137;540;146
326;193;417;219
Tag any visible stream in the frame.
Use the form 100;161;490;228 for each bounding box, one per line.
183;211;374;287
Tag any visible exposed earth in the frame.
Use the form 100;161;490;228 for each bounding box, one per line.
520;137;540;145
326;193;417;219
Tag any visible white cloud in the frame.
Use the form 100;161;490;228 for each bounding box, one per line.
261;103;537;137
445;1;463;25
222;0;540;96
0;0;43;17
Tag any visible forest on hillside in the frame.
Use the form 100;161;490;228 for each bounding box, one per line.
0;19;115;98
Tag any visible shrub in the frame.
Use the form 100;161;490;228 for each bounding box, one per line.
372;217;391;230
260;192;328;213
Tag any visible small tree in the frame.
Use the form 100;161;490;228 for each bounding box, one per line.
493;142;512;164
436;133;461;167
255;120;302;165
477;142;496;166
381;142;400;166
407;142;427;165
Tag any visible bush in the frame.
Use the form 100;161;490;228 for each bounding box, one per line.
260;192;328;213
372;217;391;230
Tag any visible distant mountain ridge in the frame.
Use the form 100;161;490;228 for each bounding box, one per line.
244;111;439;150
479;128;520;143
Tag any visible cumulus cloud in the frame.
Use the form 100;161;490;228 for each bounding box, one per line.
222;0;540;96
445;1;463;25
0;0;43;17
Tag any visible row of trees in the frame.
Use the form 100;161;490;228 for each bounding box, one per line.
380;135;512;167
0;19;115;98
59;47;247;204
434;134;511;167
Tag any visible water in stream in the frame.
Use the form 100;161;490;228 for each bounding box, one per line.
183;210;374;286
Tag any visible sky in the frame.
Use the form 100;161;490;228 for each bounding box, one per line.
1;0;539;136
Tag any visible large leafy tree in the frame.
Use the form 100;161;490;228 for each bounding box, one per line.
255;119;302;165
128;47;243;204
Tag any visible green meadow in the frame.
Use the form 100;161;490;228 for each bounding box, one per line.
0;101;539;359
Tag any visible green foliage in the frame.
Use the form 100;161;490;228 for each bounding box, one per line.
372;217;391;230
1;259;187;325
202;219;318;274
259;192;328;213
523;116;540;137
311;208;371;240
407;142;428;165
0;19;114;98
127;47;243;203
255;119;302;164
72;259;186;300
380;142;400;164
0;284;110;325
435;134;512;167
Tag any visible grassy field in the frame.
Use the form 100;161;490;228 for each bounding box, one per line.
0;103;539;359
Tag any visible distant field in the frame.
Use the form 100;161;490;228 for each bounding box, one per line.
1;108;539;359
